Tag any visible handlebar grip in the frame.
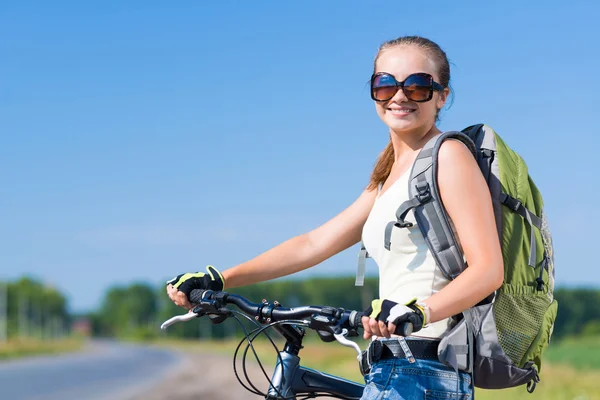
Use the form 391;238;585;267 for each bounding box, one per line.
189;289;206;304
350;311;365;328
397;322;413;337
352;311;414;336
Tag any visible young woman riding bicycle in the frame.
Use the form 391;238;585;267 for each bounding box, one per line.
166;36;503;399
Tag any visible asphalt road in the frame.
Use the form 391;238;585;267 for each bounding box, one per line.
0;341;183;400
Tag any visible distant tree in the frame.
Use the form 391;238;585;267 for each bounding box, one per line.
97;282;157;338
553;288;600;339
4;277;69;338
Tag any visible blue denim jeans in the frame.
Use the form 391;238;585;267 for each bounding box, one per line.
360;357;472;399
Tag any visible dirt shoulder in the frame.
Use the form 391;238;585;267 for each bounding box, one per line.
129;350;278;400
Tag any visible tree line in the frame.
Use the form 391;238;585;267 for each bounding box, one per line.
88;276;380;340
89;277;599;341
2;276;599;341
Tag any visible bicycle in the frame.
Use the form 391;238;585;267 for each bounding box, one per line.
160;289;413;400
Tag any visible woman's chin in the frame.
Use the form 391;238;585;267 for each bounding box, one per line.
386;119;421;133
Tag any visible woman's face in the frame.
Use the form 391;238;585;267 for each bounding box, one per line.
373;45;448;135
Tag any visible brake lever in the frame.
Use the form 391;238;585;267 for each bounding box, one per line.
160;312;199;330
333;328;362;358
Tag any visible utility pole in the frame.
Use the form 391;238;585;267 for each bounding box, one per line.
0;281;7;342
19;293;28;338
35;296;43;340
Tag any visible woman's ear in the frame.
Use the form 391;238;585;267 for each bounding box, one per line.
436;87;450;109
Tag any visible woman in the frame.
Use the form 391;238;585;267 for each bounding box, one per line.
167;36;503;399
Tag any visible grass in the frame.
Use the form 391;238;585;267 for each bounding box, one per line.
0;337;85;360
544;335;600;370
153;334;600;400
476;363;600;400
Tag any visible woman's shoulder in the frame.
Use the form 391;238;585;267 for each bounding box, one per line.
437;138;475;164
436;138;483;194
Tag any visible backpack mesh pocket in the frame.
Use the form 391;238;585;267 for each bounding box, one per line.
493;286;551;367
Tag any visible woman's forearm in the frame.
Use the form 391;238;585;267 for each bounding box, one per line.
221;234;327;288
424;263;503;323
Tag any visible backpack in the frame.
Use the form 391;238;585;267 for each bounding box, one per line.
357;124;557;392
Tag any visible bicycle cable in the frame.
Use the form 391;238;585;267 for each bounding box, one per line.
229;312;265;396
227;309;306;399
240;319;311;400
234;316;354;399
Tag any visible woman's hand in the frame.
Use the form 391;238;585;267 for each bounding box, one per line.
361;299;425;339
166;284;193;309
362;315;394;339
165;265;224;310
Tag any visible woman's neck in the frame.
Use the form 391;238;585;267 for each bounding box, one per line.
390;125;441;162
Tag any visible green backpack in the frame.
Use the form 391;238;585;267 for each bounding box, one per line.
358;124;557;392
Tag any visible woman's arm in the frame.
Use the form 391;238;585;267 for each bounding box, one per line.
223;188;378;288
422;139;504;323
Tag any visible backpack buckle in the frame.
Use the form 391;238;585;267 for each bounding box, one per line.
500;193;522;212
415;182;432;203
395;221;413;228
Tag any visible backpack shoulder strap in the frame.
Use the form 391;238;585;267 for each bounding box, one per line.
383;131;477;280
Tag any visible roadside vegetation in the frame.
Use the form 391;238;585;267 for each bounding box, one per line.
0;337;84;360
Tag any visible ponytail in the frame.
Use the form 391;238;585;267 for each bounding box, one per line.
367;140;394;191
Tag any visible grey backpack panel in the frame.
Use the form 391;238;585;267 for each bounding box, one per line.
463;305;538;389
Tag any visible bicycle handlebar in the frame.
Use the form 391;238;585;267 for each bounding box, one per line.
187;289;413;337
190;289;363;328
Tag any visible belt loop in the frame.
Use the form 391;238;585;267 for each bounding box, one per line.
397;337;416;363
369;340;383;364
359;349;370;376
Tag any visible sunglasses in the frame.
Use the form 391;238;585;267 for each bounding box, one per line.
370;72;444;102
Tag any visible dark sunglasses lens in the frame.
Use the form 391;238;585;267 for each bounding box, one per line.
372;74;398;101
402;74;433;102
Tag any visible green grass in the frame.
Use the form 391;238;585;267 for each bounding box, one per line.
476;364;600;400
544;335;600;370
0;337;85;360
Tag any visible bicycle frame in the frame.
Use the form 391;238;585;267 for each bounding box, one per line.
267;350;364;399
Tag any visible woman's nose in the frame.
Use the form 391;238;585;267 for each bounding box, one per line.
389;86;407;103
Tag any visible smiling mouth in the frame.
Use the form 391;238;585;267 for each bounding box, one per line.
388;107;416;114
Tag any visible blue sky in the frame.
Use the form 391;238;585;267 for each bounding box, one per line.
2;1;599;312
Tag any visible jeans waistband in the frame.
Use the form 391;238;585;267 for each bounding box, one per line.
373;338;439;361
359;338;440;376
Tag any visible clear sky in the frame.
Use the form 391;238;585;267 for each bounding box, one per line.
2;1;599;312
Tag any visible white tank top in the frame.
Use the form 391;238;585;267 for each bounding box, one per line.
362;170;453;338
